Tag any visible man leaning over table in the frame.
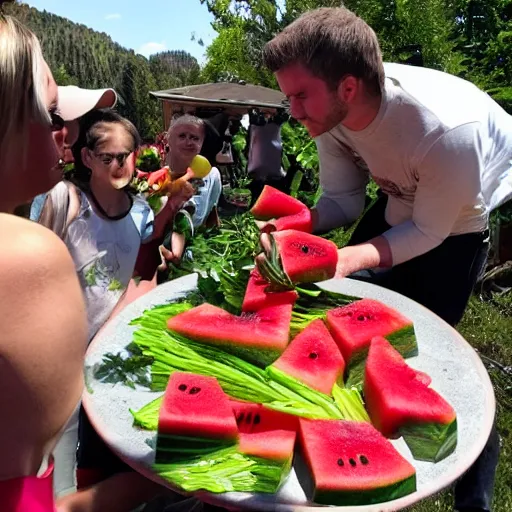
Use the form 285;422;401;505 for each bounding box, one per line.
262;6;508;512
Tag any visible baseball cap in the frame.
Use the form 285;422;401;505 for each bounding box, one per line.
58;86;118;121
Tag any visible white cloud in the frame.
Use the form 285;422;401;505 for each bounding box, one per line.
137;41;167;58
105;13;121;20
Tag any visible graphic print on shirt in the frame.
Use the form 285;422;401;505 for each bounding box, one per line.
337;138;417;200
69;214;126;298
372;175;417;201
337;139;370;173
82;244;124;293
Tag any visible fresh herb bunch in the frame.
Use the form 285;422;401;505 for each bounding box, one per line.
93;343;153;389
169;213;260;278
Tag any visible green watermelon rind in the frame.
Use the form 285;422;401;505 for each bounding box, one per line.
221;343;283;368
153;444;288;494
314;473;417;506
156;434;234;463
399;418;458;462
345;325;418;388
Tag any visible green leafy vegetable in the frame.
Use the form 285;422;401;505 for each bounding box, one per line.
331;383;371;423
93;346;153;389
154;445;288;494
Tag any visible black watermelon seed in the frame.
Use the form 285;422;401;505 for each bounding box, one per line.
337;459;344;466
254;414;261;425
357;315;366;321
236;413;245;424
309;352;318;359
301;245;309;254
189;387;201;395
246;412;252;424
349;458;356;467
178;384;187;391
360;455;369;465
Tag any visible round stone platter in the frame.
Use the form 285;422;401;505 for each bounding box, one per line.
83;274;495;511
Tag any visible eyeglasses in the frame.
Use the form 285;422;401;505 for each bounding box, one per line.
93;151;132;167
49;109;65;132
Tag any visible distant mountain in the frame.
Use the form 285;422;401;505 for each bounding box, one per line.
2;2;201;138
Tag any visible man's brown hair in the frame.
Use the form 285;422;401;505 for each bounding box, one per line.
263;7;384;95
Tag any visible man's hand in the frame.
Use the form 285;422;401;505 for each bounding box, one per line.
335;236;393;278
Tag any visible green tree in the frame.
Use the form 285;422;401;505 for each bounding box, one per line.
201;18;275;85
200;0;464;85
52;63;79;86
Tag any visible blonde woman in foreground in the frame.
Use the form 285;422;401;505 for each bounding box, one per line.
0;14;88;511
0;15;171;512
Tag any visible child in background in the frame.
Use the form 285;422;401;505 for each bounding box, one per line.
37;108;188;499
159;114;223;267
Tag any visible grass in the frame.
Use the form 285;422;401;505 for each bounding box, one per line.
408;293;512;512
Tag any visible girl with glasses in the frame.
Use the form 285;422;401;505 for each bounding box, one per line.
35;108;192;502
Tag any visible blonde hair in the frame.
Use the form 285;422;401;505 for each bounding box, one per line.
0;15;50;172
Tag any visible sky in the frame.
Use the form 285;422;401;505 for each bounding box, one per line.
26;0;217;63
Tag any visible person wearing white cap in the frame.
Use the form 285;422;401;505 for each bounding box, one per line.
28;85;118;221
57;85;118;124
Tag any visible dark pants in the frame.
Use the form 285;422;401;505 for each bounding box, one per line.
76;405;132;488
349;195;499;512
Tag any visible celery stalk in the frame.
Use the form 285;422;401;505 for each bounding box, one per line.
153;445;287;494
266;366;343;419
331;383;371;422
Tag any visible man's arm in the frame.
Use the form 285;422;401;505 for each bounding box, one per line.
335;124;483;276
312;132;367;233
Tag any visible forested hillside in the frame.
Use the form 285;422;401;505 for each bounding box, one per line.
2;2;201;139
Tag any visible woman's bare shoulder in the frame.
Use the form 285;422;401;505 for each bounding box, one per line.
0;213;72;277
0;214;87;477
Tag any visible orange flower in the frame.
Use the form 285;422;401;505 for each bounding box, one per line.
147;167;170;192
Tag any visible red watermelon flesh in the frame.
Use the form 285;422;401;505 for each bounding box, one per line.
364;337;457;462
158;372;238;441
167;303;293;367
299;419;416;506
272;319;345;395
326;298;417;387
262;209;313;234
241;269;298;313
272;230;338;283
251;185;307;220
230;401;298;462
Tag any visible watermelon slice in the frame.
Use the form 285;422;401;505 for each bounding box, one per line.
271;319;345;395
156;372;238;462
326;298;417;387
251;185;307;220
231;401;298;463
167;303;292;366
256;230;338;290
261;208;313;234
241;269;298;313
299;419;416;506
364;337;457;462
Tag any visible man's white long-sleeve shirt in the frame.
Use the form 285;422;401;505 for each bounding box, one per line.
315;62;512;265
